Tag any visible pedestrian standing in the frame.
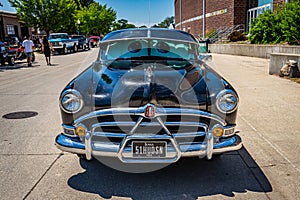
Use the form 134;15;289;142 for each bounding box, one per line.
22;35;35;67
42;36;52;66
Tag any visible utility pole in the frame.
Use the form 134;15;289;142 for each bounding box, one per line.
203;0;206;38
148;0;151;27
180;0;182;30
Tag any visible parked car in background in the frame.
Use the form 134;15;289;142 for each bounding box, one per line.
0;41;15;66
55;28;242;168
49;33;79;54
4;36;20;47
89;36;100;48
70;35;89;51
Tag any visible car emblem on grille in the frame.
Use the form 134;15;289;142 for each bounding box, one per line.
144;105;155;118
145;66;153;78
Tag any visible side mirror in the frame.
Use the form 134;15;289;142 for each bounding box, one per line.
199;54;212;62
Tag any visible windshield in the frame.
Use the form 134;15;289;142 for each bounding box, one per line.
49;34;68;39
100;39;198;68
100;39;199;69
71;36;84;39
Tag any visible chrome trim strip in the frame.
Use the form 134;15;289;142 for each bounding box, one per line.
155;107;226;126
173;131;206;138
61;124;76;136
91;121;208;128
74;106;226;126
93;132;126;138
74;107;139;124
92;131;207;139
156;117;172;136
129;116;143;135
62;124;75;130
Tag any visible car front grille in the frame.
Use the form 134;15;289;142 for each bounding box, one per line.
51;42;60;46
74;106;226;148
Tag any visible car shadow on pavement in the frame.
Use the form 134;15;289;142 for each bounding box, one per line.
67;146;272;199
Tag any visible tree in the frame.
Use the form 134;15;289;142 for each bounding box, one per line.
158;16;174;28
9;0;77;35
249;1;300;45
76;2;116;35
0;3;3;7
112;19;136;31
280;1;300;44
75;0;94;9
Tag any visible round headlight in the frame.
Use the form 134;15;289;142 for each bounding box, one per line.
216;89;238;114
60;89;83;113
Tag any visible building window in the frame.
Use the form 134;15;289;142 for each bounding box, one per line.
7;25;15;35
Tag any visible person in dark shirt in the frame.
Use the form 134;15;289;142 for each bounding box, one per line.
42;36;52;66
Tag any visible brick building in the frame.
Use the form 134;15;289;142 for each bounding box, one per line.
174;0;288;38
0;10;30;42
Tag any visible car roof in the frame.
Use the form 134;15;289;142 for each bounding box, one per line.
71;35;85;37
101;28;198;44
49;33;68;35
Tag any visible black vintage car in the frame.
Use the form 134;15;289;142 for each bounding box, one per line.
55;28;242;167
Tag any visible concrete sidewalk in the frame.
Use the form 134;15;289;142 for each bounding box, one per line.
213;54;300;199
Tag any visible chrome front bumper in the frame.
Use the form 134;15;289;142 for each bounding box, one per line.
55;106;242;163
55;132;242;163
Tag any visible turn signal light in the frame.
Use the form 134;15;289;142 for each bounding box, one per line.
75;126;86;137
212;127;224;137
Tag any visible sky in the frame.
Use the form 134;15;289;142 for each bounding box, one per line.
1;0;174;27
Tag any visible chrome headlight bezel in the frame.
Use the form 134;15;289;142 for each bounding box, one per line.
59;89;83;114
216;89;238;114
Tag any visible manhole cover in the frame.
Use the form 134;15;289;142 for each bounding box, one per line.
2;111;38;119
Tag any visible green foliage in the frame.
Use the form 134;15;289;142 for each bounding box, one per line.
112;19;136;31
280;2;300;44
76;2;116;35
249;1;300;45
158;16;174;28
8;0;115;36
9;0;77;35
75;0;94;9
0;3;3;7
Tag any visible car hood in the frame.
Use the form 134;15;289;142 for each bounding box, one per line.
91;62;207;110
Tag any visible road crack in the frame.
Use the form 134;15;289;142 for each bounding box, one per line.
22;153;63;200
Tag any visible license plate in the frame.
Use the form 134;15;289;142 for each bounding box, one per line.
132;141;166;158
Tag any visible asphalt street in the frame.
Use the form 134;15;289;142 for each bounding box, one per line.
0;49;299;199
